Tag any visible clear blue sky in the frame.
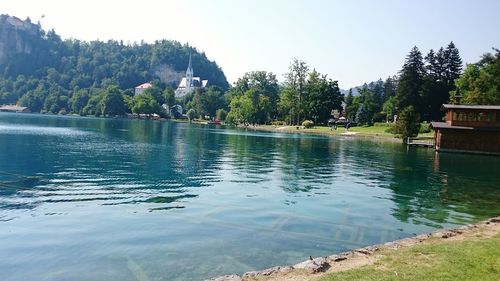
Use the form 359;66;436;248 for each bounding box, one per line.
3;0;500;88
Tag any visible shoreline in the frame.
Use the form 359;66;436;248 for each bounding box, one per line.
207;216;500;281
1;112;408;143
237;124;404;143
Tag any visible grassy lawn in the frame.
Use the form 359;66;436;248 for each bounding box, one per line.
345;125;395;136
317;233;500;281
261;123;434;138
302;125;397;137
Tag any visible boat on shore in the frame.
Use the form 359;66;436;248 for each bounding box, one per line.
206;119;222;125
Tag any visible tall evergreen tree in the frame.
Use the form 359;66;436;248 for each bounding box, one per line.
444;41;463;89
396;46;425;116
383;76;397;102
372;79;385;121
355;104;369;125
422;42;462;121
423;48;446;121
344;89;356;121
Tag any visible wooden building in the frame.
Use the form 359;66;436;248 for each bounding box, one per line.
431;104;500;155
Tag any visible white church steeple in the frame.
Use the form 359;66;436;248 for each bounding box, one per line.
185;54;194;93
174;53;208;98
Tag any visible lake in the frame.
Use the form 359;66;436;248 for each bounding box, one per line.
1;113;499;281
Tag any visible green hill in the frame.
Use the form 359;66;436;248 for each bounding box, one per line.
0;14;228;112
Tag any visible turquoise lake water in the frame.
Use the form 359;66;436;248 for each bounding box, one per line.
0;113;499;281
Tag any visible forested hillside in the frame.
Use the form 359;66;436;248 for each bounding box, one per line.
0;14;228;112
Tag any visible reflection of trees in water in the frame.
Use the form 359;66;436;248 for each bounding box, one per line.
170;124;227;186
224;133;344;193
429;152;500;220
387;148;500;226
98;121;229;195
385;149;448;225
2;115;500;224
275;137;341;193
287;137;500;227
224;131;280;182
0;119;230;211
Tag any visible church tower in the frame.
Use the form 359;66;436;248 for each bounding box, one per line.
185;54;194;93
175;53;208;98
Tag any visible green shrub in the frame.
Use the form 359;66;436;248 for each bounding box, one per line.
186;109;196;121
419;123;431;133
374;122;391;127
393;106;421;142
302;120;314;128
215;109;227;121
271;120;287;126
225;111;236;124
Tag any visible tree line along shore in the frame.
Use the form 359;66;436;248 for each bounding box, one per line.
1;15;499;142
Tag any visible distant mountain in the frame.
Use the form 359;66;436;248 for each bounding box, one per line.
340;87;359;96
340;78;391;96
0;14;229;106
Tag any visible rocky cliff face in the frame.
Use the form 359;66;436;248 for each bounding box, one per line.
0;15;38;63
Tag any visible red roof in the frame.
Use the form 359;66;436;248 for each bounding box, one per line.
135;82;153;89
431;121;500;131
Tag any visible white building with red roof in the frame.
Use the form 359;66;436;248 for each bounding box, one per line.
134;82;153;96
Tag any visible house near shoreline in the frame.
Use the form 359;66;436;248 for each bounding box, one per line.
431;104;500;155
0;105;30;113
175;55;208;98
134;82;153;96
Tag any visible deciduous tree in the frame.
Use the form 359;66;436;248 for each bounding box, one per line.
100;86;126;116
455;49;499;105
283;58;309;124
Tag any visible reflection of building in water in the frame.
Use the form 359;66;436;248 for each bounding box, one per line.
173;132;187;174
431;104;500;155
432;152;440;174
175;55;208;98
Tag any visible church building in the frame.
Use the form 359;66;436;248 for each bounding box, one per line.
175;55;208;97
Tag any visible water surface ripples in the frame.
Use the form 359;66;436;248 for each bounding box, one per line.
1;113;499;281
